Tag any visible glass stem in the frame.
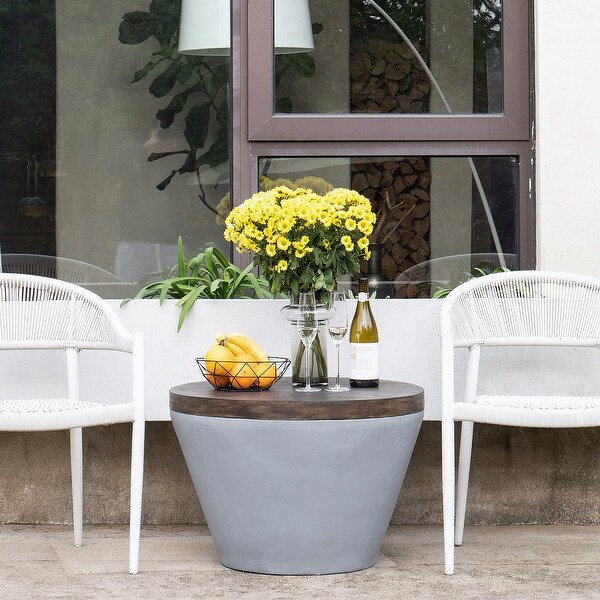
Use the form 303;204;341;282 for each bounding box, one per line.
335;343;341;387
305;344;311;389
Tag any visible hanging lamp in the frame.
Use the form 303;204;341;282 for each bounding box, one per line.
178;0;314;56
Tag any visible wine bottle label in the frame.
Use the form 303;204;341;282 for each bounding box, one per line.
357;292;368;302
349;343;379;379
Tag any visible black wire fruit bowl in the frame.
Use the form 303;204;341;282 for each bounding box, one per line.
196;356;291;391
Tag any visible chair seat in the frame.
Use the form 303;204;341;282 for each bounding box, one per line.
454;394;600;428
0;398;136;431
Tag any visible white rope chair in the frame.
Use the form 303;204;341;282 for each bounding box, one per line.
0;254;121;284
441;270;600;574
0;274;144;574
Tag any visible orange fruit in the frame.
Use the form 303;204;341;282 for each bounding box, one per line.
205;373;231;389
228;352;259;390
256;362;277;389
205;343;236;376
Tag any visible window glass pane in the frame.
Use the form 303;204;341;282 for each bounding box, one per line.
258;155;518;298
275;0;502;115
0;1;230;296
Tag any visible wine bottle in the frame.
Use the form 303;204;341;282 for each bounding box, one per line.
349;278;379;387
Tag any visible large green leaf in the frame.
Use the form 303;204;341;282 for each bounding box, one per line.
133;57;167;83
176;61;196;85
149;61;181;98
149;0;178;18
156;168;178;191
184;104;210;155
288;53;316;78
118;12;157;45
156;91;190;128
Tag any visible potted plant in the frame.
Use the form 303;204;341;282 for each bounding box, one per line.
122;237;272;331
223;185;377;384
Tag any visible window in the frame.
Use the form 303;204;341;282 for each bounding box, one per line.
1;0;533;297
235;0;534;296
0;0;231;296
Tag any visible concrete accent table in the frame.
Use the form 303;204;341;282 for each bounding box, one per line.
170;380;424;575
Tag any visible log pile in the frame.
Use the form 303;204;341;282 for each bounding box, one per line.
351;158;431;298
350;41;431;114
350;41;432;298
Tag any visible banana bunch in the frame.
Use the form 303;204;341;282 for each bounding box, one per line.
204;332;276;390
214;332;269;362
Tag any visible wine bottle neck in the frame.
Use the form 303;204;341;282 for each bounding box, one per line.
357;292;369;302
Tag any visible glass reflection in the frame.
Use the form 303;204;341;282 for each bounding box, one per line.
0;0;231;296
258;155;517;298
275;0;502;115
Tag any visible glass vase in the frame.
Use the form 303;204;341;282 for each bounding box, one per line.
281;295;329;386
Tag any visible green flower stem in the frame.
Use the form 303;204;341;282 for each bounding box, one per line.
292;330;327;384
313;332;327;381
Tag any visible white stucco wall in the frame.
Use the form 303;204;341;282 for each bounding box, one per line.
535;0;600;275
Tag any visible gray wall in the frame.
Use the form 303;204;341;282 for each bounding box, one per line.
2;423;599;526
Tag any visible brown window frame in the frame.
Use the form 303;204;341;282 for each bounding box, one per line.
246;0;530;142
231;0;535;269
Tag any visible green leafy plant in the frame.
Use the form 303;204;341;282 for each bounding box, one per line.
432;265;510;299
122;237;272;331
119;0;229;217
119;0;321;216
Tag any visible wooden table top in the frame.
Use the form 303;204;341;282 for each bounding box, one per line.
169;380;424;421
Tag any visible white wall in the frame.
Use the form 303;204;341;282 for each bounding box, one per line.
2;298;596;422
114;299;442;420
536;0;600;275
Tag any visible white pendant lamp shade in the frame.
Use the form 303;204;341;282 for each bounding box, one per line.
274;0;314;54
178;0;314;56
178;0;230;56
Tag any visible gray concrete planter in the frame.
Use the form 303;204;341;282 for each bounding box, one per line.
170;382;423;575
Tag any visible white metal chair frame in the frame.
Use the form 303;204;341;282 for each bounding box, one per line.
441;270;600;574
0;274;144;574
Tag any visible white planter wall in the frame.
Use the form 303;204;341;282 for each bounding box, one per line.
3;298;597;422
114;299;443;420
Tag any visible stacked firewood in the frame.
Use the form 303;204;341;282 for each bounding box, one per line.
350;40;432;298
352;158;431;291
350;41;431;114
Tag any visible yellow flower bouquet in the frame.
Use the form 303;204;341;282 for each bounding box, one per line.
224;186;376;296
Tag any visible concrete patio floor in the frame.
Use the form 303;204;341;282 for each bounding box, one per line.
1;524;598;599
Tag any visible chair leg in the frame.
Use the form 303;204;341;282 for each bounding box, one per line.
70;427;83;547
454;420;474;546
441;418;455;575
128;418;145;574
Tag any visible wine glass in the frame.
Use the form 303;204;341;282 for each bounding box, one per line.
326;291;350;392
295;292;321;393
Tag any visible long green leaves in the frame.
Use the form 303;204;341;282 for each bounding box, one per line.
122;237;272;331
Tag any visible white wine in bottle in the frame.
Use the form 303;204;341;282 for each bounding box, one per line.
349;278;379;387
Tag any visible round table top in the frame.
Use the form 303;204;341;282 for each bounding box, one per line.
169;380;424;421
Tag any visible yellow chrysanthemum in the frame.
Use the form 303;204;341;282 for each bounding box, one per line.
357;236;370;250
223;186;377;294
358;219;373;235
340;235;354;251
277;236;291;251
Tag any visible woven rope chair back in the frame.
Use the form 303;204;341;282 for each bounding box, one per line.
0;274;130;351
442;270;600;349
